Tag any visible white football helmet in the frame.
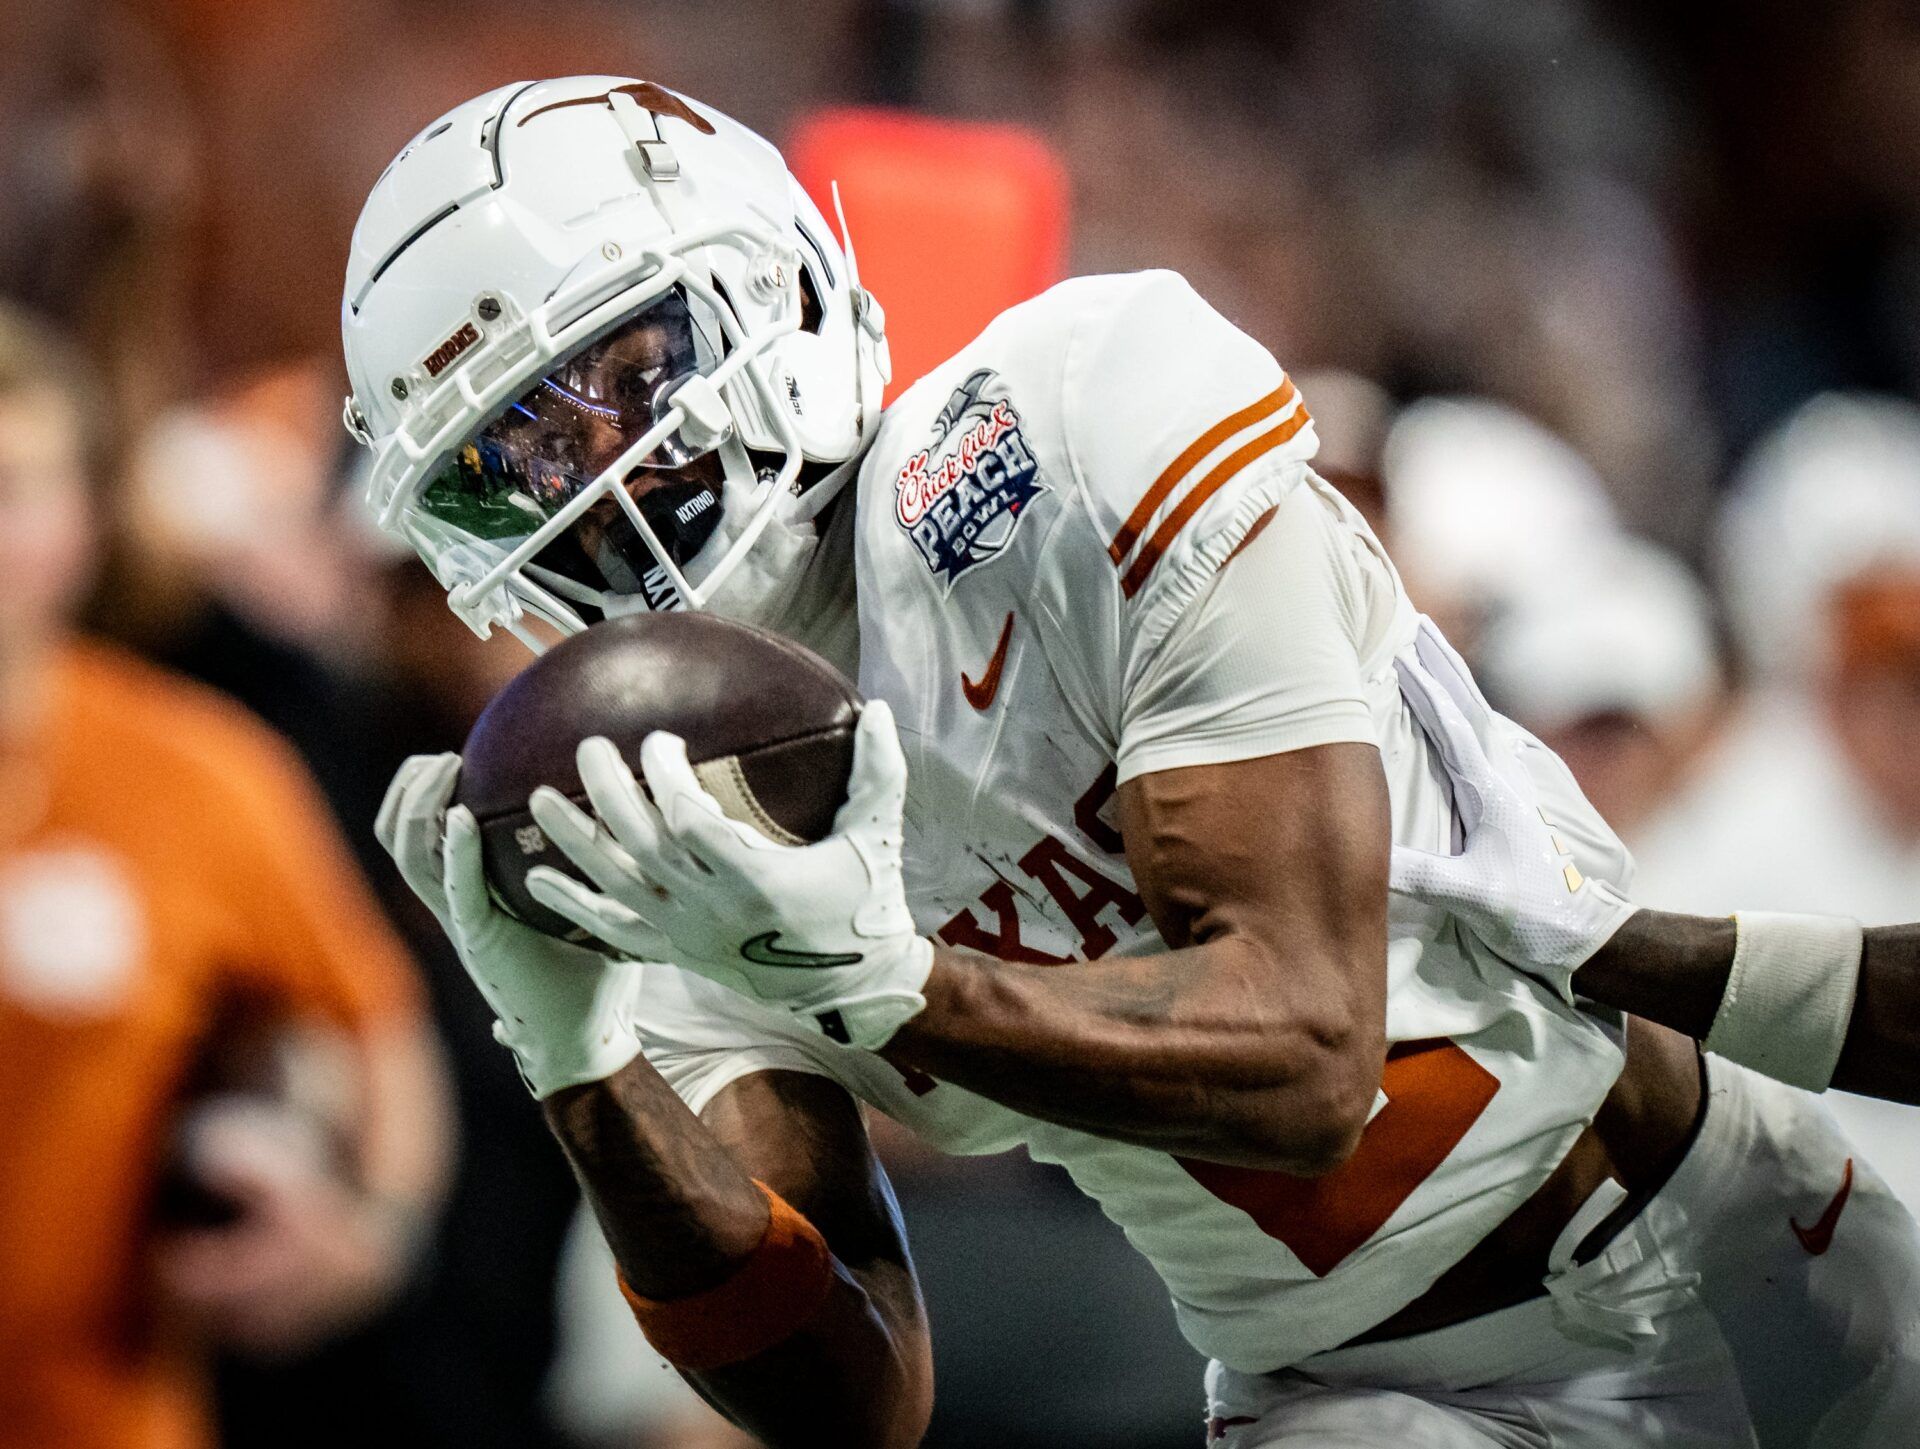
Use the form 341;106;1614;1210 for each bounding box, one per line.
342;77;889;647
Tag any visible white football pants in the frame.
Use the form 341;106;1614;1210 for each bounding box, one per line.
1206;1055;1920;1447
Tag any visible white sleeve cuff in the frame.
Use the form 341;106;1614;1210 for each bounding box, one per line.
1705;912;1863;1092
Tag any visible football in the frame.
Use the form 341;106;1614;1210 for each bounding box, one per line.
455;612;861;943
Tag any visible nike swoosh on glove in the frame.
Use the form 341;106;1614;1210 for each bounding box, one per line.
524;699;933;1050
1388;635;1637;1003
375;753;645;1097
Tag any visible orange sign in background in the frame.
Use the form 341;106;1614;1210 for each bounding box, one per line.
788;107;1070;402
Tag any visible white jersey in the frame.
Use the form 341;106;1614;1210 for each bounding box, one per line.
633;271;1633;1372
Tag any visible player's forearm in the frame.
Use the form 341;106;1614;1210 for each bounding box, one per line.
543;1061;926;1448
683;1271;931;1449
1575;910;1735;1040
1579;913;1920;1105
1835;925;1920;1103
543;1059;771;1294
883;939;1382;1173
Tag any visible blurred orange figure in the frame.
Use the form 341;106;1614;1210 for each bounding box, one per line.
787;107;1069;402
1828;566;1920;835
0;307;448;1449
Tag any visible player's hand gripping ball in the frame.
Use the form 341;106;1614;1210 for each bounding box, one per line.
379;746;647;1099
457;614;932;1049
454;613;861;940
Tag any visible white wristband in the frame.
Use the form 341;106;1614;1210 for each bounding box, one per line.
1704;912;1863;1091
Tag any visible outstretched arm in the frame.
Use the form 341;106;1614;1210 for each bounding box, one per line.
1576;914;1920;1105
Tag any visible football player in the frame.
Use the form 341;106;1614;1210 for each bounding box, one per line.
351;79;1920;1446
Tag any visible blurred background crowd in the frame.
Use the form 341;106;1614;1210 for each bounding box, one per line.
5;1;1920;1446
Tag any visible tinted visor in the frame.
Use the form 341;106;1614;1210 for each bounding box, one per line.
417;290;727;598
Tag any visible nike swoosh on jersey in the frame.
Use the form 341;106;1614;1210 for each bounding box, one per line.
962;613;1016;711
1791;1157;1854;1255
739;932;864;969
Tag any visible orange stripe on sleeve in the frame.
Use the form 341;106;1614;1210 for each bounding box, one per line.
1120;401;1313;599
1108;379;1296;565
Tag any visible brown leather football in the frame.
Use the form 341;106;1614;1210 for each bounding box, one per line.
454;612;860;944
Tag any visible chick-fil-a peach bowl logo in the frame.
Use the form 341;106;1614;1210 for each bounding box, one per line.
893;370;1045;589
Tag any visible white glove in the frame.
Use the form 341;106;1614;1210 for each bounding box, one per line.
375;753;646;1097
522;700;933;1050
1388;633;1637;1002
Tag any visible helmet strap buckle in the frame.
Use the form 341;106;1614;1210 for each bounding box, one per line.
609;91;680;180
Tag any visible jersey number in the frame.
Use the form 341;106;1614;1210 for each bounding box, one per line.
1175;1038;1498;1277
